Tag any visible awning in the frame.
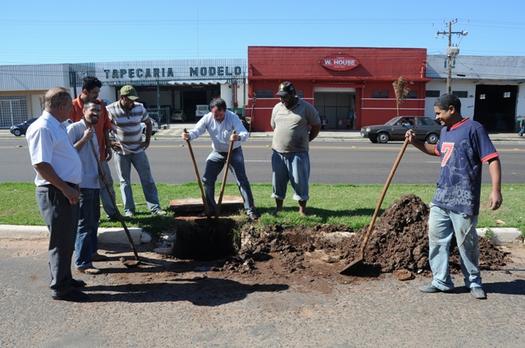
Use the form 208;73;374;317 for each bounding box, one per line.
168;80;233;85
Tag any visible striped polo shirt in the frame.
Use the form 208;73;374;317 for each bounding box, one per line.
106;101;149;155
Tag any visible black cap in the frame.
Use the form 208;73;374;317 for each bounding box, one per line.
275;81;296;97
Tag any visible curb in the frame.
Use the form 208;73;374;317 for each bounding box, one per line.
0;224;521;245
0;224;152;245
476;228;523;245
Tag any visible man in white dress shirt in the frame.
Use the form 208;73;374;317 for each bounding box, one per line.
26;87;89;302
182;98;259;220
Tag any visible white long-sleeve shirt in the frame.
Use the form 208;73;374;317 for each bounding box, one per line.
188;110;249;152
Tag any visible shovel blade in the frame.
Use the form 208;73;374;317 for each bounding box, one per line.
340;258;382;277
340;258;364;275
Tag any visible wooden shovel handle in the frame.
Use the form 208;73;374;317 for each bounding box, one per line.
216;131;237;217
184;128;209;215
358;138;410;259
89;141;140;260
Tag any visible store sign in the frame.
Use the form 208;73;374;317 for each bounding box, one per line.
189;66;243;77
97;59;246;82
321;55;359;71
103;68;174;80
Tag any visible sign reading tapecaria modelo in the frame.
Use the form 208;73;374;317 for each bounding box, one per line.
321;55;360;71
96;59;246;83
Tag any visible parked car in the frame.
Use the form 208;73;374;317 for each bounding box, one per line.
361;116;442;144
10;117;38;136
195;104;209;119
140;118;159;136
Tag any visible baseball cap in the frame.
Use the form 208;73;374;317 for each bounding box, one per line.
275;81;296;97
120;85;139;100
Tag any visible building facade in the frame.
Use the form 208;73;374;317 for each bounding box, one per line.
0;59;247;127
93;59;246;123
425;55;525;132
2;52;525;132
247;46;428;132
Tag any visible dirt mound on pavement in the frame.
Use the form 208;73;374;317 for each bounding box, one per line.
354;194;509;272
223;195;509;277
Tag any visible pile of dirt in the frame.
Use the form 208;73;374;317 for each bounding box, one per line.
354;194;430;272
222;195;510;277
357;194;509;272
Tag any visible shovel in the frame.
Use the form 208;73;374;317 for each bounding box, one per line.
89;140;142;268
340;138;410;275
184;129;210;217
216;131;236;218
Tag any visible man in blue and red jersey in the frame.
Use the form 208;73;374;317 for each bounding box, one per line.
406;94;502;300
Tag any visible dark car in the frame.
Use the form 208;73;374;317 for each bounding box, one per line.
10;117;38;137
361;116;442;144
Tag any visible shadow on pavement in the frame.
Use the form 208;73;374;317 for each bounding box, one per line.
484;279;525;296
84;277;289;306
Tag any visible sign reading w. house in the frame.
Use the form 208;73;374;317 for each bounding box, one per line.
321;55;360;71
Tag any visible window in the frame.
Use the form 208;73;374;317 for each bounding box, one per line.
371;90;389;98
0;97;28;127
418;118;438;126
407;90;418;99
452;91;468;98
255;89;304;98
425;90;440;98
254;90;273;98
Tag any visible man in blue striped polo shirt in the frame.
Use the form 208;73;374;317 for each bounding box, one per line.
106;85;165;217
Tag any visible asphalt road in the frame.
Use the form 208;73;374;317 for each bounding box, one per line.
1;135;524;184
1;238;524;347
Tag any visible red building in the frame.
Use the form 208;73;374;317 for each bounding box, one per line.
247;46;428;131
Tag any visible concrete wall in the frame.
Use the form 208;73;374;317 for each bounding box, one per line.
220;81;246;110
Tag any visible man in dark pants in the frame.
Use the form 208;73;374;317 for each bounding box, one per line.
26;87;89;302
182;98;259;220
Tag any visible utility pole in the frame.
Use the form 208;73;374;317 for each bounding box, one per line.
437;19;468;93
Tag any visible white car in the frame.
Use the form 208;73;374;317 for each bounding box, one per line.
195;105;209;119
140;118;159;136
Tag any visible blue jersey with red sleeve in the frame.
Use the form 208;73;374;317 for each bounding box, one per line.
432;118;499;216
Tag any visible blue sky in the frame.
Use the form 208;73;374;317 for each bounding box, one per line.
1;0;524;64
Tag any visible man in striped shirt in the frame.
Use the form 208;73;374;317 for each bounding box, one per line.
106;85;165;217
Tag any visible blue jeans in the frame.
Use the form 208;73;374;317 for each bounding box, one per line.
75;188;100;269
271;150;310;201
99;160;117;217
428;204;482;290
114;151;161;214
202;147;256;215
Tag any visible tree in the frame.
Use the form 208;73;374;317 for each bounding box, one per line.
392;76;410;117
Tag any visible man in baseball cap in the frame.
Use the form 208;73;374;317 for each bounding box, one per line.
106;85;166;217
275;81;297;98
270;81;321;216
119;85;139;100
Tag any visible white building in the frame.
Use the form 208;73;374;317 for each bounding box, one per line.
0;59;246;128
0;64;70;127
94;59;246;124
426;55;525;132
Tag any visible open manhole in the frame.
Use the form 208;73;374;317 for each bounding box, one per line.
166;217;239;261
